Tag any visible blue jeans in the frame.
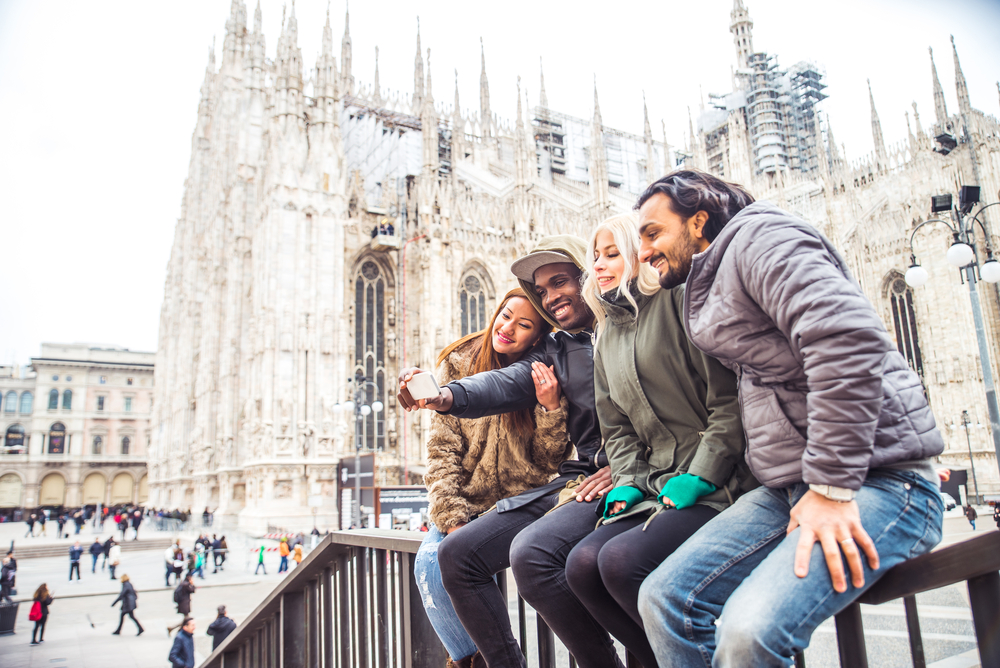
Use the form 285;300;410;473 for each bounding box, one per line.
414;526;478;661
638;469;943;668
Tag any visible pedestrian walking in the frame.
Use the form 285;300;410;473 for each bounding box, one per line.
73;511;83;535
310;527;320;549
101;536;112;571
0;556;15;603
206;605;237;650
163;545;178;586
993;504;1000;530
38;512;47;536
89;539;102;573
24;513;36;538
293;544;303;568
111;574;143;635
168;574;196;635
108;541;121;580
57;513;67;539
966;504;978;530
69;542;83;581
131;510;142;540
28;583;53;645
254;544;266;575
278;538;290;573
168;617;196;668
217;536;228;571
193;545;206;579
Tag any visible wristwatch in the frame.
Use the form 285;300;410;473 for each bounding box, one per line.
808;484;856;502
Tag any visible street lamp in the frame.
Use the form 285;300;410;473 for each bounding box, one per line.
333;372;384;528
905;188;1000;482
960;410;981;505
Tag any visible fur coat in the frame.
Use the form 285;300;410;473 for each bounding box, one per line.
425;341;574;532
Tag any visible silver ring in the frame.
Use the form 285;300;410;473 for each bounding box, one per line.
840;538;855;545
539;379;547;385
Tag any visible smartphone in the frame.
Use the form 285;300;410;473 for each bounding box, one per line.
407;372;442;401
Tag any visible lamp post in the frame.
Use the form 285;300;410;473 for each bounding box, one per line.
960;410;981;505
333;372;384;528
905;188;1000;482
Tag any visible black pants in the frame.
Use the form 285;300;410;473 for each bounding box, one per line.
565;505;719;668
109;564;117;580
439;493;622;668
32;617;46;642
69;562;80;580
115;610;143;633
255;562;266;574
0;583;11;603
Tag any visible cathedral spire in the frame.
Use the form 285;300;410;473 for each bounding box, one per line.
321;3;332;57
425;48;433;104
868;79;887;165
643;92;656;181
341;1;353;96
222;0;247;71
730;0;754;70
314;2;338;109
413;18;424;112
951;35;972;117
254;0;262;33
453;69;461;119
929;47;949;129
687;106;695;152
373;46;381;104
662;119;672;172
826;114;842;170
905;111;917;152
539;57;548;109
480;38;491;139
590;79;609;208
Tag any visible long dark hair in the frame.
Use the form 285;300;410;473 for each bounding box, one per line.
635;169;754;242
436;288;552;439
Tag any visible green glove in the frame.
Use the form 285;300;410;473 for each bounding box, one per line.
658;474;717;510
602;486;645;519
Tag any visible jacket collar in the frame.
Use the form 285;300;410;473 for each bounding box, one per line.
599;282;653;325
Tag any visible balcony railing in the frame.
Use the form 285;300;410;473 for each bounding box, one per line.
202;529;1000;668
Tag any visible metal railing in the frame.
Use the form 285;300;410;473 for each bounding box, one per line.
203;529;1000;668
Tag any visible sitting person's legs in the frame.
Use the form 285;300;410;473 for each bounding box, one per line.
438;494;556;668
567;505;718;668
639;472;943;668
511;499;622;668
415;525;477;662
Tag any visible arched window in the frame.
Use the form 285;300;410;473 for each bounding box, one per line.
354;259;389;451
887;276;924;376
93;435;103;455
49;423;66;454
63;389;72;410
19;391;32;414
48;389;59;410
121;436;130;455
460;274;487;337
4;392;16;413
4;424;25;451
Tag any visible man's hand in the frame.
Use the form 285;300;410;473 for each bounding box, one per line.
446;523;466;535
397;368;454;412
575;466;613;502
787;490;879;593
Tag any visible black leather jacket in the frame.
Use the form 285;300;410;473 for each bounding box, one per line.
445;329;604;480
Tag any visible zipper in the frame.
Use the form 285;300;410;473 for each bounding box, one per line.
736;363;755;471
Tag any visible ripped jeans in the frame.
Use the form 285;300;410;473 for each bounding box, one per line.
414;525;478;660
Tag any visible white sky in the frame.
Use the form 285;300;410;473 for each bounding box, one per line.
1;0;998;365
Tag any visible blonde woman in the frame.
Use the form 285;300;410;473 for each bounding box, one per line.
565;213;751;668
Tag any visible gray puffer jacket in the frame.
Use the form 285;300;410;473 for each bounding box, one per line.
683;201;944;490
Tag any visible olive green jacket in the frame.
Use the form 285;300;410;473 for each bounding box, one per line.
594;285;756;524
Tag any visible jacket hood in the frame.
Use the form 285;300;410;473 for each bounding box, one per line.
514;235;590;332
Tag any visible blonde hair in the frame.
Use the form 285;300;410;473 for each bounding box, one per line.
121;574;130;583
582;213;660;346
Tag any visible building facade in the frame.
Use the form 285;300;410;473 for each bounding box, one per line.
0;344;153;516
149;0;1000;532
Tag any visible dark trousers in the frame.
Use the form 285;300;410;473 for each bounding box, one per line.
69;562;81;580
32;617;47;642
115;610;143;633
255;562;266;574
91;554;98;573
109;564;117;580
0;583;11;603
438;493;621;668
565;505;719;668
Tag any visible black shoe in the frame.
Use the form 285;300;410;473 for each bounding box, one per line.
112;631;120;635
30;641;39;645
137;628;144;636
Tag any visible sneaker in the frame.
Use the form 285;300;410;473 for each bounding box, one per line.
30;641;39;645
112;631;120;635
137;629;144;636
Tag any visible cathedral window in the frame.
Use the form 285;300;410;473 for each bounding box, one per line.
354;260;390;450
459;274;487;337
63;389;72;410
888;277;924;376
93;435;103;455
49;389;59;410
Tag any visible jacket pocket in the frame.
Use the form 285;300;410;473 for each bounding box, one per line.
740;378;807;485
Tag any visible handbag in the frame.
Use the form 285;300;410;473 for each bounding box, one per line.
28;600;42;621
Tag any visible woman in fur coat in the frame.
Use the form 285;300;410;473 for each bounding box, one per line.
414;287;575;668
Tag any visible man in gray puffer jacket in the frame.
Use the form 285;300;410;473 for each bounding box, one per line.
634;170;945;668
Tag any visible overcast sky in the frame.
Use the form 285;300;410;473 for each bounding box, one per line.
1;0;998;365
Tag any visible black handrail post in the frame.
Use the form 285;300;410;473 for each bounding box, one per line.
517;595;527;658
902;595;926;668
356;547;370;666
968;571;1000;668
834;602;869;668
323;566;334;668
536;615;556;668
338;552;351;668
794;652;807;668
283;590;307;667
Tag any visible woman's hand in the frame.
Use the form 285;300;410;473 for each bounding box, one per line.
610;501;627;515
531;362;561;412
